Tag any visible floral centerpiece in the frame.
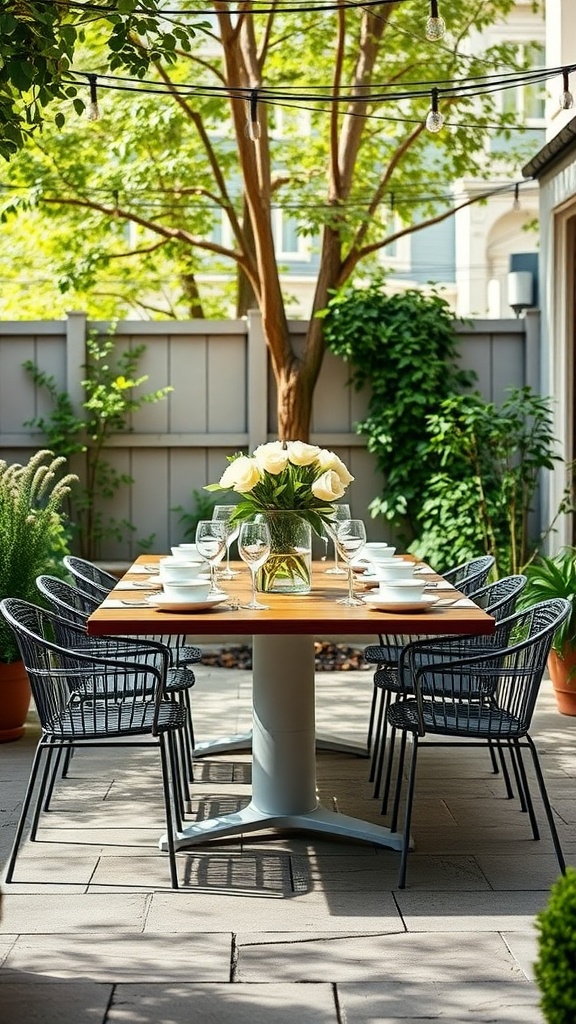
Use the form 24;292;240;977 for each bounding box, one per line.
206;441;354;593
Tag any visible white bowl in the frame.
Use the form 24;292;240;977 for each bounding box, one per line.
370;560;416;581
364;543;397;558
377;579;427;602
158;557;205;582
162;579;212;602
171;543;199;557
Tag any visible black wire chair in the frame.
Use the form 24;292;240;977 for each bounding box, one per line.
0;597;188;889
386;597;571;888
364;555;496;755
365;574;527;807
63;555;203;670
442;555;495;594
36;574;199;788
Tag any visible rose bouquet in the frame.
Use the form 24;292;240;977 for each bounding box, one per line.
206;440;354;535
206;442;354;593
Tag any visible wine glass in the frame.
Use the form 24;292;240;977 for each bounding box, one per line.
212;504;240;580
335;518;366;606
195;519;227;596
238;521;271;610
325;503;351;575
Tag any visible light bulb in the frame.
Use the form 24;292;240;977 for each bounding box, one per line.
426;109;444;132
426;0;445;41
425;15;446;40
512;184;520;211
560;70;574;110
87;74;100;122
247;89;261;143
248;119;261;141
426;88;443;133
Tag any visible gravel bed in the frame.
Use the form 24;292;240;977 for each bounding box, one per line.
201;641;371;671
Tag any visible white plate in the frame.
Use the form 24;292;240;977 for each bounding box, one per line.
147;594;228;612
363;595;439;613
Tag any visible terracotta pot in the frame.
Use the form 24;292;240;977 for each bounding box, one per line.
0;660;32;742
547;647;576;716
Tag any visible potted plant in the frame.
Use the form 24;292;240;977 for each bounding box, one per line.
0;450;77;741
520;548;576;715
534;867;576;1023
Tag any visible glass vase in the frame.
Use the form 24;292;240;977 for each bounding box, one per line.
256;511;312;594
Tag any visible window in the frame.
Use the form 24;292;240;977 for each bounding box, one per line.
502;43;546;124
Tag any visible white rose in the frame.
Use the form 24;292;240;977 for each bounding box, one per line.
253;441;289;475
316;449;354;486
311;470;346;502
286;440;321;466
219;456;261;493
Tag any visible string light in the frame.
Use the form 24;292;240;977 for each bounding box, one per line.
425;88;444;132
512;183;520;211
87;74;100;121
425;0;446;42
247;89;261;142
560;69;574;110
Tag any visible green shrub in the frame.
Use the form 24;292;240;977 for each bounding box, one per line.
534;867;576;1024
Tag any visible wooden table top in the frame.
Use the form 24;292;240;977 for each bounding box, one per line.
86;556;495;639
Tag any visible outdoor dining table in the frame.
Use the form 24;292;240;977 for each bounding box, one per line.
86;555;495;855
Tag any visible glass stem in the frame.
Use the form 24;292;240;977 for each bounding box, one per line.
347;566;354;603
251;567;257;605
334;543;339;570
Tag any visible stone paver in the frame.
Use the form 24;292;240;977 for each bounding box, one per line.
0;664;572;1024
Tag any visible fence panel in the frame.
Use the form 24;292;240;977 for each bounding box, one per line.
0;313;531;559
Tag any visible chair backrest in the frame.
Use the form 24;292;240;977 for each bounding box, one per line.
443;555;495;596
63;556;117;599
0;598;168;733
469;574;527;621
44;572;191;667
411;598;571;735
36;574;99;626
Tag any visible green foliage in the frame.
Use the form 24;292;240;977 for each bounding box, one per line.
519;549;576;656
323;282;567;576
23;329;172;559
0;450;77;662
534;868;576;1024
0;1;206;161
0;2;537;322
172;488;219;542
322;284;475;537
412;388;562;575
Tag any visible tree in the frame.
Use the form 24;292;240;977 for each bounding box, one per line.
2;0;539;439
0;0;205;159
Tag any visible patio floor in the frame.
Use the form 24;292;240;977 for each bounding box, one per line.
1;653;574;1023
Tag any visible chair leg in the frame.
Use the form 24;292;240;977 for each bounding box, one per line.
369;687;385;786
398;734;419;890
381;701;399;815
61;745;75;778
505;742;528;810
389;726;408;833
495;742;515;801
4;743;46;883
487;738;500;774
32;741;60;836
512;739;540;840
366;683;378;756
525;735;566;874
167;732;184;833
159;734;180;890
373;690;392;797
42;744;66;813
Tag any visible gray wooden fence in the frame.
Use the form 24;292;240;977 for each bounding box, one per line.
0;310;536;559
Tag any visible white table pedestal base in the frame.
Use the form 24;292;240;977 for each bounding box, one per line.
193;731;368;759
160;800;403;852
162;634;401;854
